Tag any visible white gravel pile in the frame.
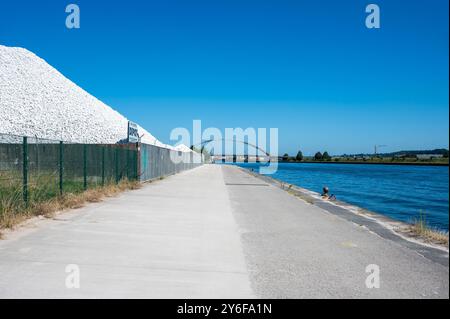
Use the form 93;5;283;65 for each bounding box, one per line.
0;45;188;151
174;144;193;152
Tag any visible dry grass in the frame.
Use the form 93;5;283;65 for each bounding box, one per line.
294;193;315;205
0;179;141;234
285;188;315;205
408;214;449;246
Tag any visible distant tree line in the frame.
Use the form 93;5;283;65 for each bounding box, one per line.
281;150;332;162
279;148;449;164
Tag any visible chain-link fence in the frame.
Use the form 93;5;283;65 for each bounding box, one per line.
0;133;138;212
139;143;203;181
1;133;203;217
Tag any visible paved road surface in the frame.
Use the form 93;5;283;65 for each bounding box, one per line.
0;165;252;298
0;164;448;298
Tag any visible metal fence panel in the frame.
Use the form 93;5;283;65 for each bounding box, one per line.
0;134;139;212
1;133;202;216
0;134;24;210
139;143;202;182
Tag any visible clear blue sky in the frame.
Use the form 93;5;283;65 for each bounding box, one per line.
1;0;448;155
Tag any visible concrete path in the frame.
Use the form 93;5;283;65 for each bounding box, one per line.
0;165;253;298
0;164;448;298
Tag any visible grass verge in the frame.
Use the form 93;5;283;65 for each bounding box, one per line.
286;189;315;205
407;213;449;246
0;179;141;236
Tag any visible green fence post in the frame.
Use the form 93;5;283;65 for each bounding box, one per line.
22;136;28;207
59;141;63;195
135;144;139;181
115;147;119;184
102;146;105;186
83;144;87;190
126;148;130;180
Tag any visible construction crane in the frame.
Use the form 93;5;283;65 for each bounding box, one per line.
374;145;387;156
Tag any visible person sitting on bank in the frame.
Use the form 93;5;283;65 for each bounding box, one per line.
321;186;336;201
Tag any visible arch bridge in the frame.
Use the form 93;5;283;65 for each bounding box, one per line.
191;138;272;163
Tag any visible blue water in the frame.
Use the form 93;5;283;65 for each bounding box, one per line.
233;162;449;231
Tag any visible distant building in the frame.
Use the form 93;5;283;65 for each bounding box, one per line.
416;154;444;160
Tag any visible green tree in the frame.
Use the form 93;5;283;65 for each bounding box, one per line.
282;153;289;161
296;151;303;162
314;152;323;161
323;151;331;161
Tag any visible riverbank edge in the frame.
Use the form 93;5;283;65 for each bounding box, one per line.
236;166;449;267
